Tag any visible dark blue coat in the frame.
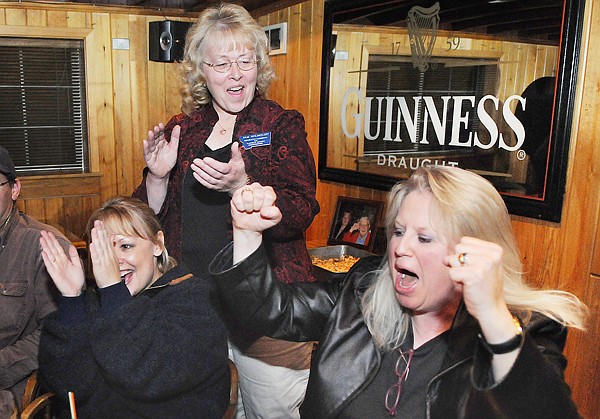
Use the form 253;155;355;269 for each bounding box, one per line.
40;265;229;418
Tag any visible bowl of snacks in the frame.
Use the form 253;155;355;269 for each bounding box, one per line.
309;245;374;281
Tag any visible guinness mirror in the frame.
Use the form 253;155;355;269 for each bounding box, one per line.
319;0;586;222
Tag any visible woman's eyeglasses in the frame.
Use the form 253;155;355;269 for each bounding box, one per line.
203;59;259;73
385;349;414;416
0;180;10;187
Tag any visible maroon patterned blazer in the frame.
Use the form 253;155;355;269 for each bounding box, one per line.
133;97;320;283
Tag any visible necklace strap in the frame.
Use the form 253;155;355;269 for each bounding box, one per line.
216;116;237;135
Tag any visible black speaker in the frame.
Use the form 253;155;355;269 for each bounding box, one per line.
149;20;192;63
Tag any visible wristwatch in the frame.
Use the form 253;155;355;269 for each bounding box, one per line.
480;316;524;355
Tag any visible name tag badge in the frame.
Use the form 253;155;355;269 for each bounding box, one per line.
239;132;271;149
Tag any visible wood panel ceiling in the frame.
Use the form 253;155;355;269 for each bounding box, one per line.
22;0;305;16
20;0;565;44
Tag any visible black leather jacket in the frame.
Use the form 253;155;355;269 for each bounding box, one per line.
210;243;580;418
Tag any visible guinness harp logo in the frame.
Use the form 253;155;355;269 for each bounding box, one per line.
407;2;441;72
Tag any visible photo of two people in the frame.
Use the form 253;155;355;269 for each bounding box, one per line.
328;197;383;251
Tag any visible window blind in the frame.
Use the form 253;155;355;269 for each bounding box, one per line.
0;38;88;175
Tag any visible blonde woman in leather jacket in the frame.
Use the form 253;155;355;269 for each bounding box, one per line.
211;166;587;418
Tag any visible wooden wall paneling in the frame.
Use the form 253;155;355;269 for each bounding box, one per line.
513;219;562;290
22;199;45;223
128;15;151;191
164;60;183;115
81;194;102;236
592;209;600;275
17;175;101;198
110;13;135;197
26;8;45;26
305;0;328;240
63;196;85;238
86;12;117;201
532;223;562;289
289;3;311;112
44;197;64;228
565;273;600;419
66;10;89;28
47;10;67;27
5;8;26;24
147;60;167;128
305;0;323;148
16;174;102;238
275;8;291;105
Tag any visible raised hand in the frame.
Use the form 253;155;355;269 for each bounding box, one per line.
445;237;506;321
231;183;282;233
143;123;180;180
40;230;84;297
89;220;121;289
230;183;281;264
445;236;521;380
191;142;248;194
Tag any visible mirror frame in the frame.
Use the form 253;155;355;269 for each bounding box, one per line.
318;0;586;223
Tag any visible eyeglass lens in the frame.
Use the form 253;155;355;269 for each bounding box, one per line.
206;60;257;73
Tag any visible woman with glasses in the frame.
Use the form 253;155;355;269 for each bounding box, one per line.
133;3;319;418
211;166;587;418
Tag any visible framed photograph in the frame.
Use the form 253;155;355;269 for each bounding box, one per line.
328;196;383;252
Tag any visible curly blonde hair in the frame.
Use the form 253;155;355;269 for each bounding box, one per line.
180;3;275;115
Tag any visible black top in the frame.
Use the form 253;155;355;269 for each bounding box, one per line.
181;143;232;277
340;329;448;418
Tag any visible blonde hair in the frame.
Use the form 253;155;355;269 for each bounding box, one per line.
362;165;588;351
85;196;176;274
180;2;275;115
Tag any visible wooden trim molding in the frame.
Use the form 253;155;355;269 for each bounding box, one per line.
0;25;91;38
18;173;102;199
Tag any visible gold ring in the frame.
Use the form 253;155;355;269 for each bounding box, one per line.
242;187;252;193
458;252;468;266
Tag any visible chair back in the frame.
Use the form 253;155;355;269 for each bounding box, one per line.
222;360;239;419
20;371;55;419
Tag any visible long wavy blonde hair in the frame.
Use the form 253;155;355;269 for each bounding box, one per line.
361;165;588;351
180;3;275;115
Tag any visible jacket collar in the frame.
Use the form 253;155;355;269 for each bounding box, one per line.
439;300;481;369
143;264;193;295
